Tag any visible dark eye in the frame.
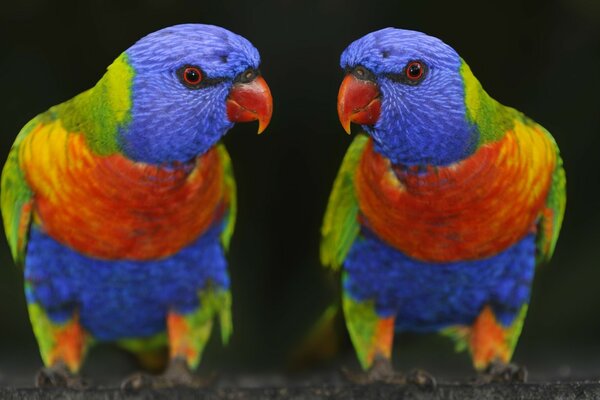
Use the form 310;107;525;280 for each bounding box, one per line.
183;67;202;84
405;61;425;82
177;65;203;88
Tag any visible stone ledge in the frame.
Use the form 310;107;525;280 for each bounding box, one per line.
2;382;600;400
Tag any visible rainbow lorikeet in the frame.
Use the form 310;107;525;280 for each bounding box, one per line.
321;28;565;383
1;24;272;388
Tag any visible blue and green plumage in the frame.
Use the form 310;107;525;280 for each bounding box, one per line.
1;24;271;379
322;28;566;372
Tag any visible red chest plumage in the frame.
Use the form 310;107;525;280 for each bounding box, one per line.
21;123;224;260
355;123;556;263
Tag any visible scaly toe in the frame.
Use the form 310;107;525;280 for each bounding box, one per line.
476;361;528;383
408;369;437;388
36;363;89;389
120;372;155;391
342;356;407;385
122;357;217;390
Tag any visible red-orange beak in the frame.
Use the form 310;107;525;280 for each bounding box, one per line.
227;75;273;134
337;73;381;134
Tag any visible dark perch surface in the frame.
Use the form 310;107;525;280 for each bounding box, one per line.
4;346;600;399
2;382;600;400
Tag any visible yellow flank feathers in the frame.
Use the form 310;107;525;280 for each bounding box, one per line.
512;119;557;199
19;121;71;205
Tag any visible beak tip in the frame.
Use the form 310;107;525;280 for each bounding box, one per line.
337;73;381;136
227;76;272;135
257;112;271;135
339;115;352;135
343;123;352;135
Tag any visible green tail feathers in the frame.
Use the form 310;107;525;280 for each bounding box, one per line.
287;303;342;369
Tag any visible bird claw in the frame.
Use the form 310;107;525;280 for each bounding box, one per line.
342;366;406;384
476;361;528;383
121;357;216;390
407;368;437;389
35;362;89;389
343;356;435;386
120;372;155;391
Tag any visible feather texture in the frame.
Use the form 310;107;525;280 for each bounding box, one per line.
20;119;226;260
0;24;261;375
323;28;566;371
320;135;368;270
356;119;557;262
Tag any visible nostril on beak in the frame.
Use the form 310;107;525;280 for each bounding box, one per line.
235;68;260;84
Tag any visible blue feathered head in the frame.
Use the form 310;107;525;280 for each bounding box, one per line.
339;28;477;166
119;24;272;164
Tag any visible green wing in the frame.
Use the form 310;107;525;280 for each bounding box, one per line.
536;128;566;264
217;144;236;253
1;117;45;266
320;134;368;271
214;144;235;346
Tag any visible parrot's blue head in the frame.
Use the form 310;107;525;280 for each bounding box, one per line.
117;24;272;164
339;28;477;166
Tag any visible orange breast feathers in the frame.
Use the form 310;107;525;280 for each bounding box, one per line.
355;120;557;263
20;121;225;260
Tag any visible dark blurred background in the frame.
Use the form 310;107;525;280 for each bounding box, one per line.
1;0;599;385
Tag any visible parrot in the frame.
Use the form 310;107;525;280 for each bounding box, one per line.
1;24;272;388
321;28;565;383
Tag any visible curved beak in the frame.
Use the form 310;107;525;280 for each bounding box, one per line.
337;74;381;134
227;75;273;134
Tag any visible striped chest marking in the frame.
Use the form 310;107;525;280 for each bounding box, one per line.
20;121;225;260
355;120;556;262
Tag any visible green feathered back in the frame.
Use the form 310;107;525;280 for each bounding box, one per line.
59;53;133;156
1;54;134;267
